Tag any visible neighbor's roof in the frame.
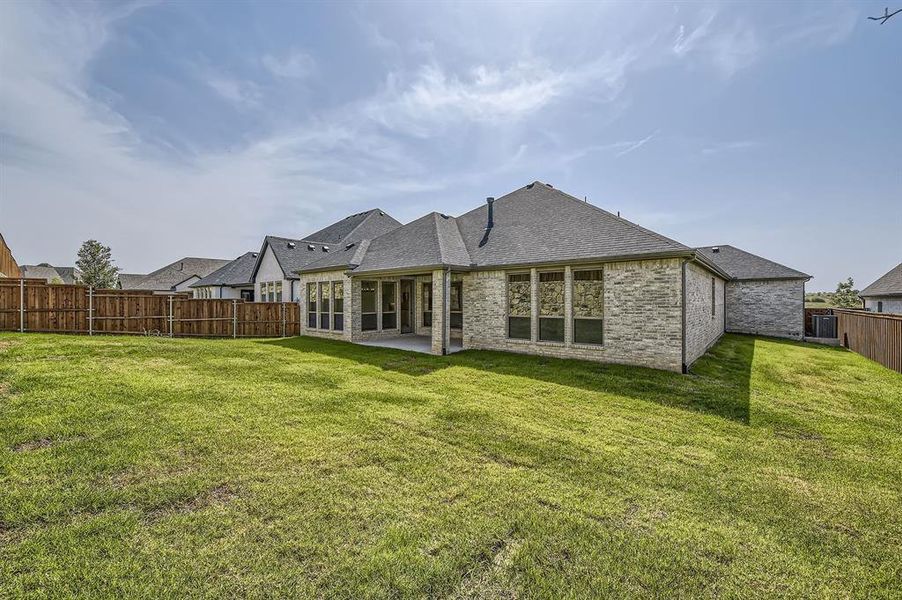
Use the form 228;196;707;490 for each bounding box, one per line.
119;257;231;291
190;252;258;288
117;273;146;289
860;262;902;297
695;245;810;281
304;209;402;244
253;209;401;279
20;264;64;282
300;181;694;275
53;266;82;285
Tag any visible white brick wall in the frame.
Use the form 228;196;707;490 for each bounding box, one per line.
726;279;804;339
461;258;684;372
685;262;725;366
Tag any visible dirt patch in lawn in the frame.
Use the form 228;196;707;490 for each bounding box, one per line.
145;483;238;521
11;437;55;452
454;530;522;599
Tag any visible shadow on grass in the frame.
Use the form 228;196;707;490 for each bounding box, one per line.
261;334;755;424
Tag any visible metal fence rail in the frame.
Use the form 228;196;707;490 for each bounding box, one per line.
0;279;300;339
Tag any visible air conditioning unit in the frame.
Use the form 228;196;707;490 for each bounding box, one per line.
811;315;837;338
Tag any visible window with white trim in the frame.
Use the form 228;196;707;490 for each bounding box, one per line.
333;282;344;331
361;281;377;331
307;282;317;328
381;281;397;329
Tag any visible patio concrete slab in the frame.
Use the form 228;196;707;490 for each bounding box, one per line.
357;335;463;354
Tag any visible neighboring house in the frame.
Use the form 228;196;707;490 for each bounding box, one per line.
250;208;402;302
19;263;82;284
296;181;745;373
859;262;902;314
696;245;811;339
0;233;21;278
118;257;231;294
190;252;258;300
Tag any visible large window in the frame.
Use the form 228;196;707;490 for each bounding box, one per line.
573;269;603;345
275;281;283;303
361;281;377;330
318;282;330;329
539;271;564;342
508;273;531;340
422;282;432;327
381;281;397;329
307;282;317;328
450;281;463;329
333;282;344;331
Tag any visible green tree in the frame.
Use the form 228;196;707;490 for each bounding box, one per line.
833;277;860;309
76;240;119;288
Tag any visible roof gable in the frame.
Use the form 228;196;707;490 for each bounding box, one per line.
352;212;470;273
696;245;810;281
304;209;401;244
860;262;902;297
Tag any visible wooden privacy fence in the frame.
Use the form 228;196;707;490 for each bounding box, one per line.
0;279;300;338
834;308;902;373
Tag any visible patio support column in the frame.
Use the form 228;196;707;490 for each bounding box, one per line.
431;268;450;355
564;266;573;344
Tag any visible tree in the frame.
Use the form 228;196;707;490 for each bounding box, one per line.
76;240;119;288
833;277;860;309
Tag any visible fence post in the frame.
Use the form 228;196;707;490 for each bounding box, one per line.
88;286;94;336
19;278;24;333
281;302;286;338
168;295;174;337
232;299;237;339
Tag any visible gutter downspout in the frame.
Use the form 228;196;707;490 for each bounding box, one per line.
681;259;688;374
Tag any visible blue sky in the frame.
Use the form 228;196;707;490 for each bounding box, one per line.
1;1;899;290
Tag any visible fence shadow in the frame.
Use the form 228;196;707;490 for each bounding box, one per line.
261;333;755;425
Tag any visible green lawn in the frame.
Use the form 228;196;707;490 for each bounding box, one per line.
1;333;900;598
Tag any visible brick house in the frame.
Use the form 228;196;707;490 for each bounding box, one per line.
859;262;902;314
292;181;813;373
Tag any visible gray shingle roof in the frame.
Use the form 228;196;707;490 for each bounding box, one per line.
20;265;64;282
254;209;401;279
190;252;258;288
303;181;691;275
119;257;231;291
117;273;146;289
53;267;82;285
304;209;402;244
455;182;689;268
860;262;902;297
695;245;810;281
351;212;470;274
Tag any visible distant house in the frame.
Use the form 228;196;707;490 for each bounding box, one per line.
859;262;902;314
19;263;82;284
250;209;401;302
696;245;810;339
0;233;21;278
190;252;257;300
118;257;231;294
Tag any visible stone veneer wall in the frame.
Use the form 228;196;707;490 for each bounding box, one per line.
725;279;804;339
298;270;353;342
684;261;725;367
462;258;684;372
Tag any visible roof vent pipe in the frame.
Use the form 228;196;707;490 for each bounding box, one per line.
486;197;494;229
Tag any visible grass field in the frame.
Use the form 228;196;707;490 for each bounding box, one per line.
1;333;900;598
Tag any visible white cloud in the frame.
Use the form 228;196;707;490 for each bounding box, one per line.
262;49;316;79
615;131;658;157
205;74;262;109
